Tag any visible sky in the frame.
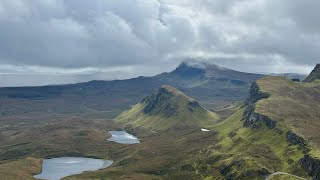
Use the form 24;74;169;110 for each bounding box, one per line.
0;0;319;86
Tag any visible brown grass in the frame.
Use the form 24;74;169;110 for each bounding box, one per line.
256;77;320;151
0;157;42;180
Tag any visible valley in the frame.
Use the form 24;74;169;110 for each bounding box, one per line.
0;63;319;179
0;62;262;125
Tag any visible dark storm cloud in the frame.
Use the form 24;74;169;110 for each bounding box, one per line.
0;0;318;86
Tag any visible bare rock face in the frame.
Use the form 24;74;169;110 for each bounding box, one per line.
243;82;276;129
171;62;206;78
117;84;219;131
303;64;320;82
243;80;320;179
141;85;203;117
300;155;320;180
142;86;178;117
286;131;307;146
286;131;309;153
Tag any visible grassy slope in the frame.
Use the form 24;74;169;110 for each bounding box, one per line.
65;128;220;180
1;77;318;179
211;102;242;121
0;118;144;179
117;104;218;132
255;77;320;155
0;62;262;128
59;78;320;179
117;85;219;131
0;85;220;180
211;108;308;178
0;157;42;180
0;108;308;180
191;77;320;179
0;118;131;162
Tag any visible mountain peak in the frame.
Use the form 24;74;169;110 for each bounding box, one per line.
142;85;197;116
303;64;320;82
171;62;206;77
179;60;228;70
117;85;219;131
171;60;231;78
158;85;188;98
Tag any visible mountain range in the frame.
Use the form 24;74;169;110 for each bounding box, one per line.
0;61;263;126
113;65;320;179
0;62;319;179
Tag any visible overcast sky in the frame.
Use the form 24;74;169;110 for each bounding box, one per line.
0;0;319;86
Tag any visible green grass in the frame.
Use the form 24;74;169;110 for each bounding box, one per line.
0;118;123;161
255;77;320;150
0;157;42;180
115;78;315;179
193;76;320;179
195;107;310;179
1;77;318;179
117;85;220;131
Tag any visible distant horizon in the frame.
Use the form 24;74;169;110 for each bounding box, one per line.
0;1;319;87
0;61;311;87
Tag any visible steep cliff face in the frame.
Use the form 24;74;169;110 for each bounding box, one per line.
303;64;320;82
171;62;206;78
142;86;178;117
244;81;314;142
243;82;276;129
243;78;320;179
117;85;220;131
286;131;306;145
300;155;320;180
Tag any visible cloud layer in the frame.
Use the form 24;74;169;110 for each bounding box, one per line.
0;0;319;86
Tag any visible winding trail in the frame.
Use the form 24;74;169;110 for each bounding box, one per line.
266;172;307;180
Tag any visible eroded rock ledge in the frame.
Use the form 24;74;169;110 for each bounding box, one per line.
243;82;276;129
286;131;306;145
300;155;320;180
243;82;320;179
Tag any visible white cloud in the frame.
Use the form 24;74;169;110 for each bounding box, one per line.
0;0;318;86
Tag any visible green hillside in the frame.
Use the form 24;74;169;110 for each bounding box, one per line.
113;76;320;179
117;85;219;131
196;75;320;179
0;61;262;131
204;108;309;179
1;68;319;179
254;76;320;150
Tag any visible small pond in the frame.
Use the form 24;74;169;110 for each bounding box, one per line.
34;157;113;180
107;131;140;144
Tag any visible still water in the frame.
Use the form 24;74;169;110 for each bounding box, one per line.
34;157;112;180
107;131;140;144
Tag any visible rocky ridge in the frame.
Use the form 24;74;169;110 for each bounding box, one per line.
116;85;219;131
243;80;320;179
243;82;277;129
303;64;320;82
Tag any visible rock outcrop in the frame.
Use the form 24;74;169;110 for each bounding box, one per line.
286;131;309;153
142;86;178;117
303;64;320;82
300;155;320;180
286;131;307;147
171;62;206;78
244;80;320;179
141;85;204;117
243;82;276;129
116;85;220;131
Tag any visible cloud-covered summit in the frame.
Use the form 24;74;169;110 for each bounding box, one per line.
0;0;318;86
